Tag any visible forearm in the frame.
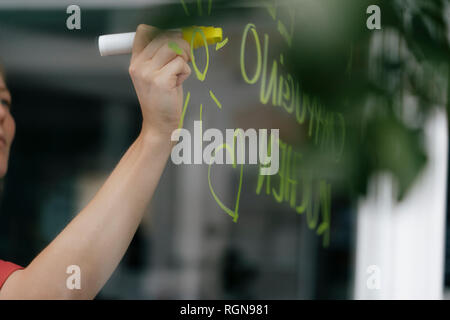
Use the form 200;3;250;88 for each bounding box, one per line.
0;24;191;300
0;129;173;299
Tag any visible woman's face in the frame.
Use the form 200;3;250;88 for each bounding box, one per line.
0;74;15;178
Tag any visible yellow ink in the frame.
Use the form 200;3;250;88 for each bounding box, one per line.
283;74;295;113
256;172;271;196
316;182;331;248
169;41;183;55
208;130;246;222
181;0;213;17
178;91;191;129
296;179;311;215
197;0;203;16
180;0;190;16
239;24;346;163
334;113;346;162
307;182;321;230
295;87;307;124
216;37;229;51
208;0;212;15
307;98;318;138
208;160;243;223
277;74;284;107
256;140;271;194
182;26;223;49
255;137;331;247
209;90;222;109
236;23;337;247
264;1;296;47
264;0;277;20
190;28;210;81
271;140;286;203
260;34;278;106
240;23;262;84
320;113;333;151
277;10;295;48
200;103;203;121
284;145;295;203
314;103;322;144
287;152;301;208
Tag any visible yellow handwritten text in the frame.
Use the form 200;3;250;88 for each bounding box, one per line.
256;138;331;247
240;23;346;162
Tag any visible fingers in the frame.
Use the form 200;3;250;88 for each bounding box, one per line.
131;24;159;63
129;25;192;90
136;32;186;63
151;38;191;70
131;26;191;72
157;56;192;88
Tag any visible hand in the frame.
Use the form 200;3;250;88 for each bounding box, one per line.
129;24;192;138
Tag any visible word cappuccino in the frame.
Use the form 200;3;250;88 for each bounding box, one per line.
171;121;280;175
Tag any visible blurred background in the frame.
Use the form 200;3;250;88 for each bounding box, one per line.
0;0;448;299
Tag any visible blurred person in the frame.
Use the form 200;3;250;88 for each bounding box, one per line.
0;24;191;299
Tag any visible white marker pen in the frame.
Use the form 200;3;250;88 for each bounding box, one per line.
98;26;223;56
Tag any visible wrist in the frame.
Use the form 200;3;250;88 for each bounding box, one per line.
139;126;177;150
